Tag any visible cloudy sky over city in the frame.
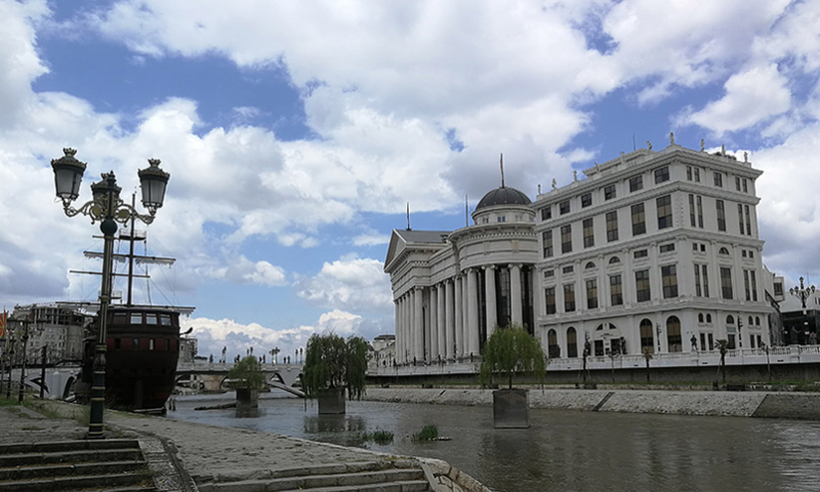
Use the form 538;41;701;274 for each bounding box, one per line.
1;0;819;360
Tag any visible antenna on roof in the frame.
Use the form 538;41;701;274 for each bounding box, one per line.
406;203;411;231
632;134;636;151
500;153;505;188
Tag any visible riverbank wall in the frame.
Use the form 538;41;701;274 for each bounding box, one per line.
362;387;820;419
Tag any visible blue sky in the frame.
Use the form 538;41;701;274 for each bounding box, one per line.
1;0;820;361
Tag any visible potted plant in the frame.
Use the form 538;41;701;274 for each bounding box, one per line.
479;324;546;428
227;355;266;411
303;333;368;414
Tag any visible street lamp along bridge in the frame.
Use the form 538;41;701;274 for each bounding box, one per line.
51;148;169;439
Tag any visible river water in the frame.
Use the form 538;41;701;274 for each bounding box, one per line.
169;393;820;492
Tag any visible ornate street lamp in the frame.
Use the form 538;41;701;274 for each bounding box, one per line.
51;148;169;439
790;276;816;344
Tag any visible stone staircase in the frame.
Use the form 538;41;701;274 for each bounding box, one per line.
195;460;433;492
0;439;157;492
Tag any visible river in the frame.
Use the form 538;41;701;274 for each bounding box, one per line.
168;392;820;492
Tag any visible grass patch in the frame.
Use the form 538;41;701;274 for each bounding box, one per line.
412;425;438;441
362;429;394;445
0;397;20;407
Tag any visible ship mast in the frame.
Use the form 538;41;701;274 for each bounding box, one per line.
127;193;136;306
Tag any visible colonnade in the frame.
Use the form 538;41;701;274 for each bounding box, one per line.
394;264;528;365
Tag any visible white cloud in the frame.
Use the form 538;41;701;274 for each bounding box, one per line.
678;64;792;135
295;257;392;313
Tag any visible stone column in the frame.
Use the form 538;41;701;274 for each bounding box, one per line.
467;268;480;357
437;283;446;362
455;275;464;359
510;264;523;327
394;299;401;364
430;285;439;362
484;265;498;337
399;295;406;363
445;278;455;361
414;287;423;364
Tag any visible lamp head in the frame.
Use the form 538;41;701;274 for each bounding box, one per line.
138;158;170;215
51;148;87;203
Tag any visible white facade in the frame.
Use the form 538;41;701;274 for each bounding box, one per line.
384;187;539;365
533;142;771;359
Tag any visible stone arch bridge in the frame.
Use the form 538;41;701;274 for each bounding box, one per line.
175;361;304;396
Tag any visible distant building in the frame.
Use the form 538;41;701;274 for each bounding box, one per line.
385;141;778;368
178;336;198;363
11;304;88;364
371;334;395;369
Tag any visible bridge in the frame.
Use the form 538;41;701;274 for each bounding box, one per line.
175;361;305;395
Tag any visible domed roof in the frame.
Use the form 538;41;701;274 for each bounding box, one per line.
475;186;531;210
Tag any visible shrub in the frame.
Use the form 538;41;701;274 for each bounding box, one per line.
479;324;546;389
412;424;438;441
303;334;368;400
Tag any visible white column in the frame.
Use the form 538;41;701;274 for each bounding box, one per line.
402;294;409;363
467;268;480;357
455;275;464;359
437;283;446;361
408;290;415;363
430;286;439;362
484;265;498;337
397;296;404;363
510;264;523;327
394;299;400;364
414;287;423;364
445;278;455;361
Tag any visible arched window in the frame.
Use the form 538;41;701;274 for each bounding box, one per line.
609;256;621;264
585;261;596;270
727;315;734;324
609;323;617;330
667;316;682;352
748;316;754;327
547;329;560;358
755;316;761;326
596;324;604;331
640;319;654;353
706;314;712;323
698;313;704;323
719;247;730;255
567;327;578;358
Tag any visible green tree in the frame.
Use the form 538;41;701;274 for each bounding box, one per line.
479;324;546;389
227;355;266;391
302;333;368;400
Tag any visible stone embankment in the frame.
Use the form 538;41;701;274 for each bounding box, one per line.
363;387;820;419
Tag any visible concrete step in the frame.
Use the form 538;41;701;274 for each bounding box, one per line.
0;471;154;492
0;459;147;481
0;439;140;455
0;448;144;468
279;480;431;492
204;468;427;492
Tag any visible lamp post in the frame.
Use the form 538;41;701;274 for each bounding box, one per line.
51;148;169;439
790;276;815;344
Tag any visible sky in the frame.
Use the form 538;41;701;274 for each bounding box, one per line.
1;0;820;362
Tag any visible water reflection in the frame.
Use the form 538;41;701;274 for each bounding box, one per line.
170;394;820;492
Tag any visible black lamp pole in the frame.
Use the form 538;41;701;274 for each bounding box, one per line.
790;276;816;344
51;149;169;439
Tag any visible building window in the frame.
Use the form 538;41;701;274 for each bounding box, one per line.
667;316;682;352
661;265;678;298
695;264;709;297
497;216;506;222
720;267;733;299
716;200;726;231
586;279;598;309
654;166;669;184
548;330;560;358
581;193;592;208
743;179;748;193
604;184;616;200
633;249;648;259
689;195;696;227
544;270;555;279
686;166;692;181
561;225;572;254
559;200;570;215
714;172;723;187
564;284;576;312
735;176;741;191
542;230;553;258
629;175;643;192
657;195;672;229
541;207;552;221
744;269;758;302
750;270;758;301
774;282;783;296
738;203;745;234
609;256;621;264
563;265;574;274
605;211;618;242
585;261;596;270
744;270;751;301
640;319;654;353
694;168;700;182
130;313;142;324
545;287;556;315
697;196;703;228
583;218;594;248
631;203;646;236
610;274;623;306
659;243;675;253
719;247;730;256
744;205;752;236
567;327;578;358
635;270;651;302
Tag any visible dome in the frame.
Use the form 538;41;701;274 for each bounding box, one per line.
475;186;531;210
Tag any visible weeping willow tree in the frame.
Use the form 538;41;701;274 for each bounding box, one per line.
480;324;547;389
303;333;369;400
227;355;266;391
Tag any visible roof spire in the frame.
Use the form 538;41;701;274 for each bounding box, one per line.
406;203;411;231
500;153;505;188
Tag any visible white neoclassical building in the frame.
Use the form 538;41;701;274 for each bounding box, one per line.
384;186;539;365
533;140;771;360
384;139;774;370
